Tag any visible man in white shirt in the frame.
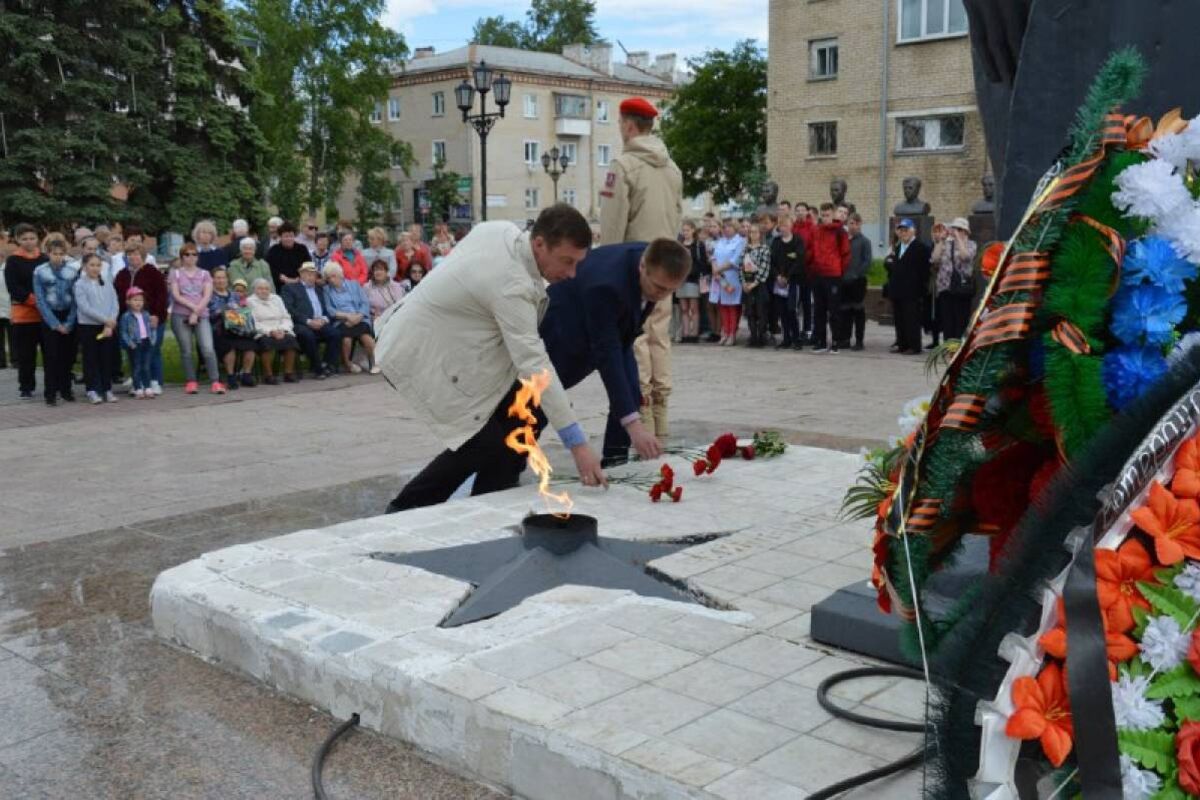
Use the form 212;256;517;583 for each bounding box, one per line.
379;204;606;512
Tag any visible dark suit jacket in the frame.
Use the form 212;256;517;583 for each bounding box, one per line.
281;281;330;328
541;243;647;421
884;239;931;303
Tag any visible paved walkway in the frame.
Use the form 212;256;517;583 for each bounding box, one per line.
0;320;933;798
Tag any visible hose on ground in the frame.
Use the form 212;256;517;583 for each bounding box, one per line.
312;712;360;800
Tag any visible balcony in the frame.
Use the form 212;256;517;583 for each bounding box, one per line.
555;118;591;137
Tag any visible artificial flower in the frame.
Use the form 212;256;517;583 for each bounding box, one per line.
1158;204;1200;265
1179;721;1200;796
1039;597;1136;678
714;433;738;459
670;486;683;503
981;242;1005;278
1120;754;1163;800
649;484;663;502
1176;562;1200;603
659;464;674;491
1189;626;1200;676
1110;284;1187;346
1103;346;1169;411
740;445;756;460
1096;539;1155;633
1005;662;1074;767
1112;673;1166;731
705;443;723;467
692;459;708;477
1112;158;1194;222
897;397;931;438
1140;615;1192;672
971;442;1044;535
1147;114;1200;171
1130;481;1200;564
1174;436;1200;499
1121;236;1198;293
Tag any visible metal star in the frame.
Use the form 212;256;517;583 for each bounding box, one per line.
370;514;720;627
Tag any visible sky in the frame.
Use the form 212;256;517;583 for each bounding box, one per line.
382;0;769;64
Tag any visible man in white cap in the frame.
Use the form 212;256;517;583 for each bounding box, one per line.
599;96;682;448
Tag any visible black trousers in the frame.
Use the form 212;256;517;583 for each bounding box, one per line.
937;291;973;341
796;278;813;334
810;277;839;348
13;322;41;393
744;284;769;344
0;318;10;366
837;278;867;345
775;291;799;344
77;324;115;394
389;382;543;511
892;298;923;352
41;323;77;399
295;323;341;371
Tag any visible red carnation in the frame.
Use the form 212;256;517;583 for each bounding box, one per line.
659;464;674;490
671;486;683;502
1179;721;1200;796
706;458;720;474
715;433;738;458
692;459;708;476
649;484;663;502
741;445;756;460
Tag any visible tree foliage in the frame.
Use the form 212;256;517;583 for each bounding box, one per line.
237;0;410;220
423;157;464;224
661;40;766;204
0;0;266;232
471;0;599;53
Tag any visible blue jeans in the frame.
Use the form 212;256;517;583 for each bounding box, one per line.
127;341;153;390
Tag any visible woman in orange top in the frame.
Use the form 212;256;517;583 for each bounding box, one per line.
4;223;47;398
331;231;369;284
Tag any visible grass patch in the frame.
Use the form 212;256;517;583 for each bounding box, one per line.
868;258;887;288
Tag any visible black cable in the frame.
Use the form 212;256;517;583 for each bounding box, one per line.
805;667;926;800
312;712;360;800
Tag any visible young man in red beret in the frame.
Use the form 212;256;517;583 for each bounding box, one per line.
599;96;683;444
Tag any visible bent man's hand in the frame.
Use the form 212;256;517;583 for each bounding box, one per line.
626;420;663;460
571;444;608;489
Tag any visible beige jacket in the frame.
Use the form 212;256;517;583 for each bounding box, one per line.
599;134;683;245
375;221;578;450
246;294;294;337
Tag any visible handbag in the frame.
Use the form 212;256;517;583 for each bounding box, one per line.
223;305;256;337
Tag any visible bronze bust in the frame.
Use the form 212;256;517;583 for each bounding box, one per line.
894;176;931;216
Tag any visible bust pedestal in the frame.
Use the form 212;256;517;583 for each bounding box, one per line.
968;213;998;246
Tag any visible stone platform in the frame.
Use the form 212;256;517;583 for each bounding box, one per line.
151;447;925;799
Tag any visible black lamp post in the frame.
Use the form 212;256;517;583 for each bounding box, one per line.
455;61;511;222
540;145;571;203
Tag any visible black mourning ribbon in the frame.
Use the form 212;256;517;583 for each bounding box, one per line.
1062;525;1122;797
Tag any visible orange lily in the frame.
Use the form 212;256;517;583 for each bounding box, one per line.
1039;597;1137;680
1006;662;1074;767
1131;482;1200;565
1095;539;1156;633
1174;437;1200;499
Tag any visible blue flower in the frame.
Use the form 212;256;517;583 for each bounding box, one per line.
1121;236;1197;292
1110;284;1187;345
1103;346;1168;410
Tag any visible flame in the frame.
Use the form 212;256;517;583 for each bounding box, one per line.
505;370;574;518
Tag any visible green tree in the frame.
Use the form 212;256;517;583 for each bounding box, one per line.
471;0;599;52
661;40;766;204
238;0;407;219
423;157;463;223
354;136;413;230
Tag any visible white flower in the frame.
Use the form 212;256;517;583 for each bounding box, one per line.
1112;674;1166;731
1148;115;1200;171
1112;159;1193;221
1175;562;1200;602
1121;754;1162;800
896;397;931;438
1139;615;1191;672
1157;205;1200;265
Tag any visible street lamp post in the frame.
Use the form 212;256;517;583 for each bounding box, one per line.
455;61;511;222
540;145;571;203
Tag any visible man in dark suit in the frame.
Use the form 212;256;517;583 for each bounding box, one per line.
884;218;931;356
281;262;340;378
541;238;691;465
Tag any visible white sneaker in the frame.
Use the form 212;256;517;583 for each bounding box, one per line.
87;390;102;405
117;378;133;393
105;391;118;403
133;389;145;399
150;381;163;396
369;365;381;375
348;363;363;374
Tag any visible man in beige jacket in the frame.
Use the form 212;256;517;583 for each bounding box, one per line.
599;97;682;442
378;205;606;512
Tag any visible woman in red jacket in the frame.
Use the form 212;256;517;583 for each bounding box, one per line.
332;231;369;284
114;244;168;394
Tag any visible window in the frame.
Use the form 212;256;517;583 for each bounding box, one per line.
896;114;965;152
554;93;589;119
432;140;446;163
808;121;838;157
809;39;839;79
596;100;610;123
369;102;382;123
525;188;540;210
562;188;577;207
558;142;577;165
523;93;538;118
523;140;540;165
391;149;406;169
899;0;968;42
387;98;401;121
432;91;445;116
597;144;611;166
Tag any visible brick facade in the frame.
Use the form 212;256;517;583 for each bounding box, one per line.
767;0;989;252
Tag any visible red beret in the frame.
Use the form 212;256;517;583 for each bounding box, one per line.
619;97;658;119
